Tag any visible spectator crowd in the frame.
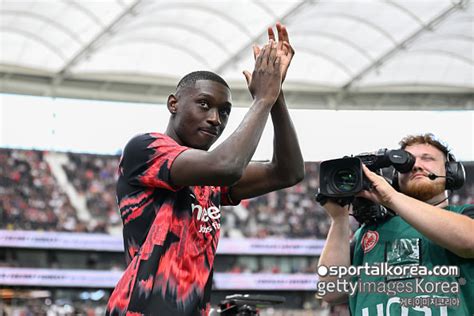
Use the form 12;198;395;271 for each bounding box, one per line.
63;152;121;231
1;148;473;239
0;149;83;232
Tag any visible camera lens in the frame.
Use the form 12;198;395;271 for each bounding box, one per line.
333;168;357;192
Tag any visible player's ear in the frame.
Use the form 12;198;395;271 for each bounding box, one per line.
167;94;177;115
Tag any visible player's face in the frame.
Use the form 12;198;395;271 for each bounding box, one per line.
173;80;232;150
398;143;446;201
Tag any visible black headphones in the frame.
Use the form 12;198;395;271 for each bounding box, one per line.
444;152;466;190
392;151;466;191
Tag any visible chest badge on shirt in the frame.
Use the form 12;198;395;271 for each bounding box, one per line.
361;230;379;253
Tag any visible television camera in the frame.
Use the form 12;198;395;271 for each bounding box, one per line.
317;149;415;225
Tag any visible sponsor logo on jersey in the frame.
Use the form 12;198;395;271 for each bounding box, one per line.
192;203;221;233
192;204;221;222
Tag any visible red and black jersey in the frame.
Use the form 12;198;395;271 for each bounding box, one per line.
106;132;238;316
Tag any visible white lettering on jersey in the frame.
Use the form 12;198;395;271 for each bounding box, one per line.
192;204;221;233
192;204;221;222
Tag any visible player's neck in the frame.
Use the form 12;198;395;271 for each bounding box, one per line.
165;125;183;146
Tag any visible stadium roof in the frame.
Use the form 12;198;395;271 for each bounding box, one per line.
1;0;473;110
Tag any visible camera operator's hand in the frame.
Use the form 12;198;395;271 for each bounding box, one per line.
322;200;351;221
357;164;398;209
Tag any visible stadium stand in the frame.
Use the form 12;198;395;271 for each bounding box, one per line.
0;149;81;232
222;162;335;239
62;152;121;231
0;148;472;315
1;148;473;238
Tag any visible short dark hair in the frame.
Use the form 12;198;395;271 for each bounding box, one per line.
176;71;229;91
399;133;451;159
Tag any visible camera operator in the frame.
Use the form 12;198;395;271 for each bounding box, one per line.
317;134;474;315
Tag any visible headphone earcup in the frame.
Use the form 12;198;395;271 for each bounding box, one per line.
445;161;465;190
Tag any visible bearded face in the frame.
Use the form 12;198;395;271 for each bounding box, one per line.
398;144;447;202
402;175;445;201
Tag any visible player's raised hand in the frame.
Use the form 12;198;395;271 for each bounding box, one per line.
252;22;295;83
243;40;281;106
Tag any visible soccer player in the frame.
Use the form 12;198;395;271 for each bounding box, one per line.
106;24;304;315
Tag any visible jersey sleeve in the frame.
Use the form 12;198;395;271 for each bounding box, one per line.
446;204;474;219
460;204;474;219
220;186;241;206
120;132;189;191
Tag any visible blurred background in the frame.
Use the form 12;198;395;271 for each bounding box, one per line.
0;0;473;315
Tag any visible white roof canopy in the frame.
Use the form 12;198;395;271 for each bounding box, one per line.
1;0;473;109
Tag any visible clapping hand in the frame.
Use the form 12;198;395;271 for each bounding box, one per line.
244;22;295;86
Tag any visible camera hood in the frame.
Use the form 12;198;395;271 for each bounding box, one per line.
319;157;364;197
